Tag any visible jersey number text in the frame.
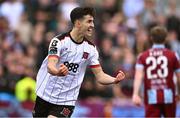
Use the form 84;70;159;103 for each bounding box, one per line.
146;56;168;79
64;61;79;73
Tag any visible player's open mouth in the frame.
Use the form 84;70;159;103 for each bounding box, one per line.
87;28;93;33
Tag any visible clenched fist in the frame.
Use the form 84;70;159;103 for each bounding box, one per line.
114;70;125;84
57;64;68;76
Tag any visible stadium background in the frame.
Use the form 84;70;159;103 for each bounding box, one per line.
0;0;180;117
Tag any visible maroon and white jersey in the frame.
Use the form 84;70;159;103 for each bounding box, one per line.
35;32;100;106
136;44;180;105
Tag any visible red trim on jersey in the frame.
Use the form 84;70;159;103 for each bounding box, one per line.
89;64;100;68
48;55;59;59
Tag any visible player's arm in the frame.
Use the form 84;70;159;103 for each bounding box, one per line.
47;38;68;76
47;56;59;75
174;53;180;101
47;56;68;76
91;66;125;85
132;68;144;106
176;71;180;97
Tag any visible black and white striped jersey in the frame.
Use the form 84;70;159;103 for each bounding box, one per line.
35;32;100;106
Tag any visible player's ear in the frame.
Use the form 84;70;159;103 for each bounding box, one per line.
75;20;81;28
76;20;81;28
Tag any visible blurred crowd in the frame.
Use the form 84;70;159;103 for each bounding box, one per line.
0;0;180;117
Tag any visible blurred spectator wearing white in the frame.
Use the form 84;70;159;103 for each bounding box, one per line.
122;0;144;18
0;0;24;30
15;12;33;46
58;0;79;21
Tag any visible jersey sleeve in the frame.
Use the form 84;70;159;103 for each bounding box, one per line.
89;46;100;68
135;53;144;69
174;52;180;72
48;37;61;58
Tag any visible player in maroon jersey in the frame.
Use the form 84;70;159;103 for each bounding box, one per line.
132;26;180;117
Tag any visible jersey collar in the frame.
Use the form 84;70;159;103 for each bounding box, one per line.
152;44;165;49
69;31;84;44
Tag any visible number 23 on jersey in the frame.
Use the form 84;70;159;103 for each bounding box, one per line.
146;55;168;79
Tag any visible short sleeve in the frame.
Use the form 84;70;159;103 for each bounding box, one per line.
89;46;100;68
174;52;180;72
135;53;144;69
48;38;61;58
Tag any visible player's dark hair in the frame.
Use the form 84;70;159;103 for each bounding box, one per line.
70;7;95;25
150;26;167;44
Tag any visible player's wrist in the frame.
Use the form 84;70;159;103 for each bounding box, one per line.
113;78;119;84
132;93;139;98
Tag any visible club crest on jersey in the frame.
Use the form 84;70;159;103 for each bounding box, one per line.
82;52;89;59
61;108;71;117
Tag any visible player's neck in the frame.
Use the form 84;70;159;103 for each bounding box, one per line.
70;28;84;43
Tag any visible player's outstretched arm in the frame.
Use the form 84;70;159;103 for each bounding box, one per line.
132;68;144;106
91;66;125;85
47;56;68;76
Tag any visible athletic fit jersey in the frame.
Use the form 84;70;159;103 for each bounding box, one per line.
36;32;100;106
136;44;180;105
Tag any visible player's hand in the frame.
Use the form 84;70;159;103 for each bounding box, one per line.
132;94;142;106
114;70;125;84
57;64;68;76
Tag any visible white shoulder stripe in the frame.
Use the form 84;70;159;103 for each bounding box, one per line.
175;52;180;60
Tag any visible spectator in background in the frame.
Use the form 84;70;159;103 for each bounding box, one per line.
122;0;144;18
55;14;70;34
99;37;114;75
31;22;47;69
29;0;57;30
166;16;180;41
0;65;7;93
79;77;96;99
15;12;33;46
142;0;156;24
58;0;79;21
163;0;180;17
132;26;180;117
112;48;135;99
167;30;180;57
0;0;24;30
118;48;135;97
134;28;149;55
15;76;36;102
